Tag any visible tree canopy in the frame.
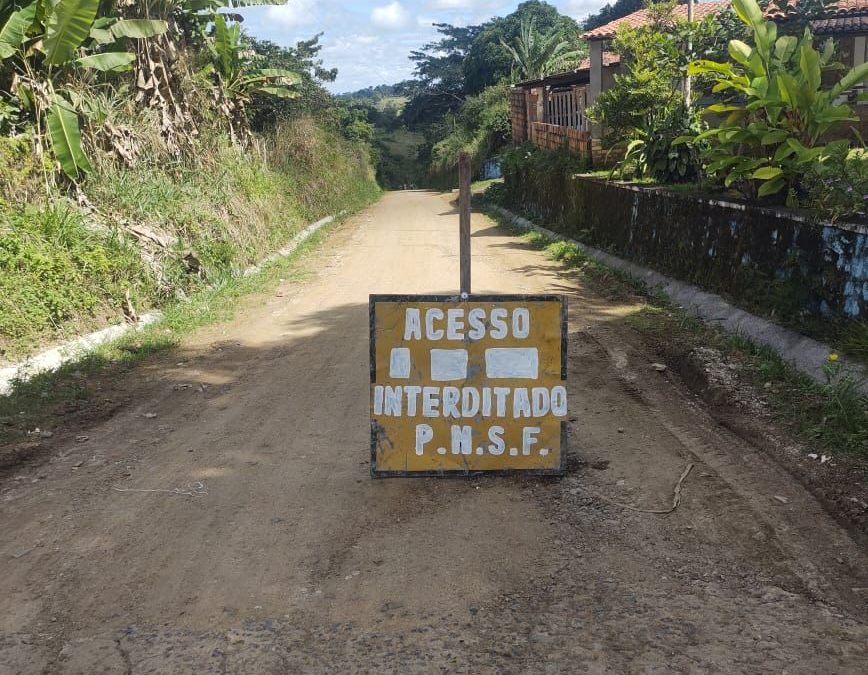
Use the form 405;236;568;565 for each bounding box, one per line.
462;1;579;94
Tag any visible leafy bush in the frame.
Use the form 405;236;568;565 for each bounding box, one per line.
497;143;588;217
590;2;726;183
429;83;510;181
802;148;868;222
617;105;703;183
683;0;868;201
0;201;149;356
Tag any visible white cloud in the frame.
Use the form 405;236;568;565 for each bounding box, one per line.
371;2;411;30
265;1;317;27
557;0;603;20
427;0;499;9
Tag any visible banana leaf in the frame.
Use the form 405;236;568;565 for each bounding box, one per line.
46;95;92;179
44;0;100;65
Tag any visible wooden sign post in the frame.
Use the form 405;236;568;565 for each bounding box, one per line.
368;154;568;476
369;295;567;476
458;151;471;296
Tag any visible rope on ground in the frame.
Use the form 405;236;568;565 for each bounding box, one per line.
112;481;208;497
587;463;694;515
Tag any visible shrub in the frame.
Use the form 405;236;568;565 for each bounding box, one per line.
802;148;868;222
0;201;149;356
497;143;588;217
683;0;868;202
429;83;510;180
590;2;727;183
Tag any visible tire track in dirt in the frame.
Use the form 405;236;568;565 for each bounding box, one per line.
0;191;865;673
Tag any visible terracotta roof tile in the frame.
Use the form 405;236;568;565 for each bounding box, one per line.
582;1;868;41
811;12;868;32
582;1;730;40
576;52;621;70
766;0;868;18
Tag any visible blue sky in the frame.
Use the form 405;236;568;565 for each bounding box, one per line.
236;1;604;93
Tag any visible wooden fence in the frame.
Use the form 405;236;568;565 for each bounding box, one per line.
545;88;590;132
528;122;591;158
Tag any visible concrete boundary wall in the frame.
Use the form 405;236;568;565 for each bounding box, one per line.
500;170;868;321
487;203;867;392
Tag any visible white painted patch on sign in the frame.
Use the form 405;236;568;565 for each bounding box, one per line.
485;348;539;379
430;349;468;381
389;347;411;378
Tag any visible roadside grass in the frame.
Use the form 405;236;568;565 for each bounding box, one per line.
0;219;339;448
0;200;151;359
0;117;379;363
479;202;868;459
471;178;503;193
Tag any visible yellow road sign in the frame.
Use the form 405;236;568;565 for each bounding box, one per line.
369;294;567;476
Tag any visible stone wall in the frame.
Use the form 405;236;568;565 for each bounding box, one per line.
500;171;868;321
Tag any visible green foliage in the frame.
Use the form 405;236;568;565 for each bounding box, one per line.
0;133;48;200
617;105;703;182
500;16;586;82
0;0;168;178
462;1;580;94
373;126;425;189
591;2;714;182
399;2;582;182
0;199;148;355
46;93;93;177
429;82;510;181
802;147;868;222
202;14;299;140
683;0;868;200
247;34;337;131
498;143;588;215
403;23;478;130
0;116;378;359
0;1;303;180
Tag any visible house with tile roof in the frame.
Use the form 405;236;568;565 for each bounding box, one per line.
509;0;868;162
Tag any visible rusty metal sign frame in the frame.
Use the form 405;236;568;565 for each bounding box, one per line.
369;293;568;478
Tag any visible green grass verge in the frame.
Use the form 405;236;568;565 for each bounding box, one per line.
0;118;380;362
480;201;868;459
471;178;503;193
0;217;345;448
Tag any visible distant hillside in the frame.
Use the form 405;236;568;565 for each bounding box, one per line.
339;81;417;103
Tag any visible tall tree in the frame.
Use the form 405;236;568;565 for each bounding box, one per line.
582;0;646;31
402;22;480;129
500;17;586;81
462;1;580;94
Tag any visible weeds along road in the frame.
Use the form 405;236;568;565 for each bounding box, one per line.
1;191;866;674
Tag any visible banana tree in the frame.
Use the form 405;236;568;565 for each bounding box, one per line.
102;1;288;153
500;17;585;82
0;0;167;178
678;0;868;200
203;12;298;144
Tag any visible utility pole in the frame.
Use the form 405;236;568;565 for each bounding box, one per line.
684;0;694;107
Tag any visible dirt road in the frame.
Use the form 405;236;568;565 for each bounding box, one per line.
1;191;866;673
